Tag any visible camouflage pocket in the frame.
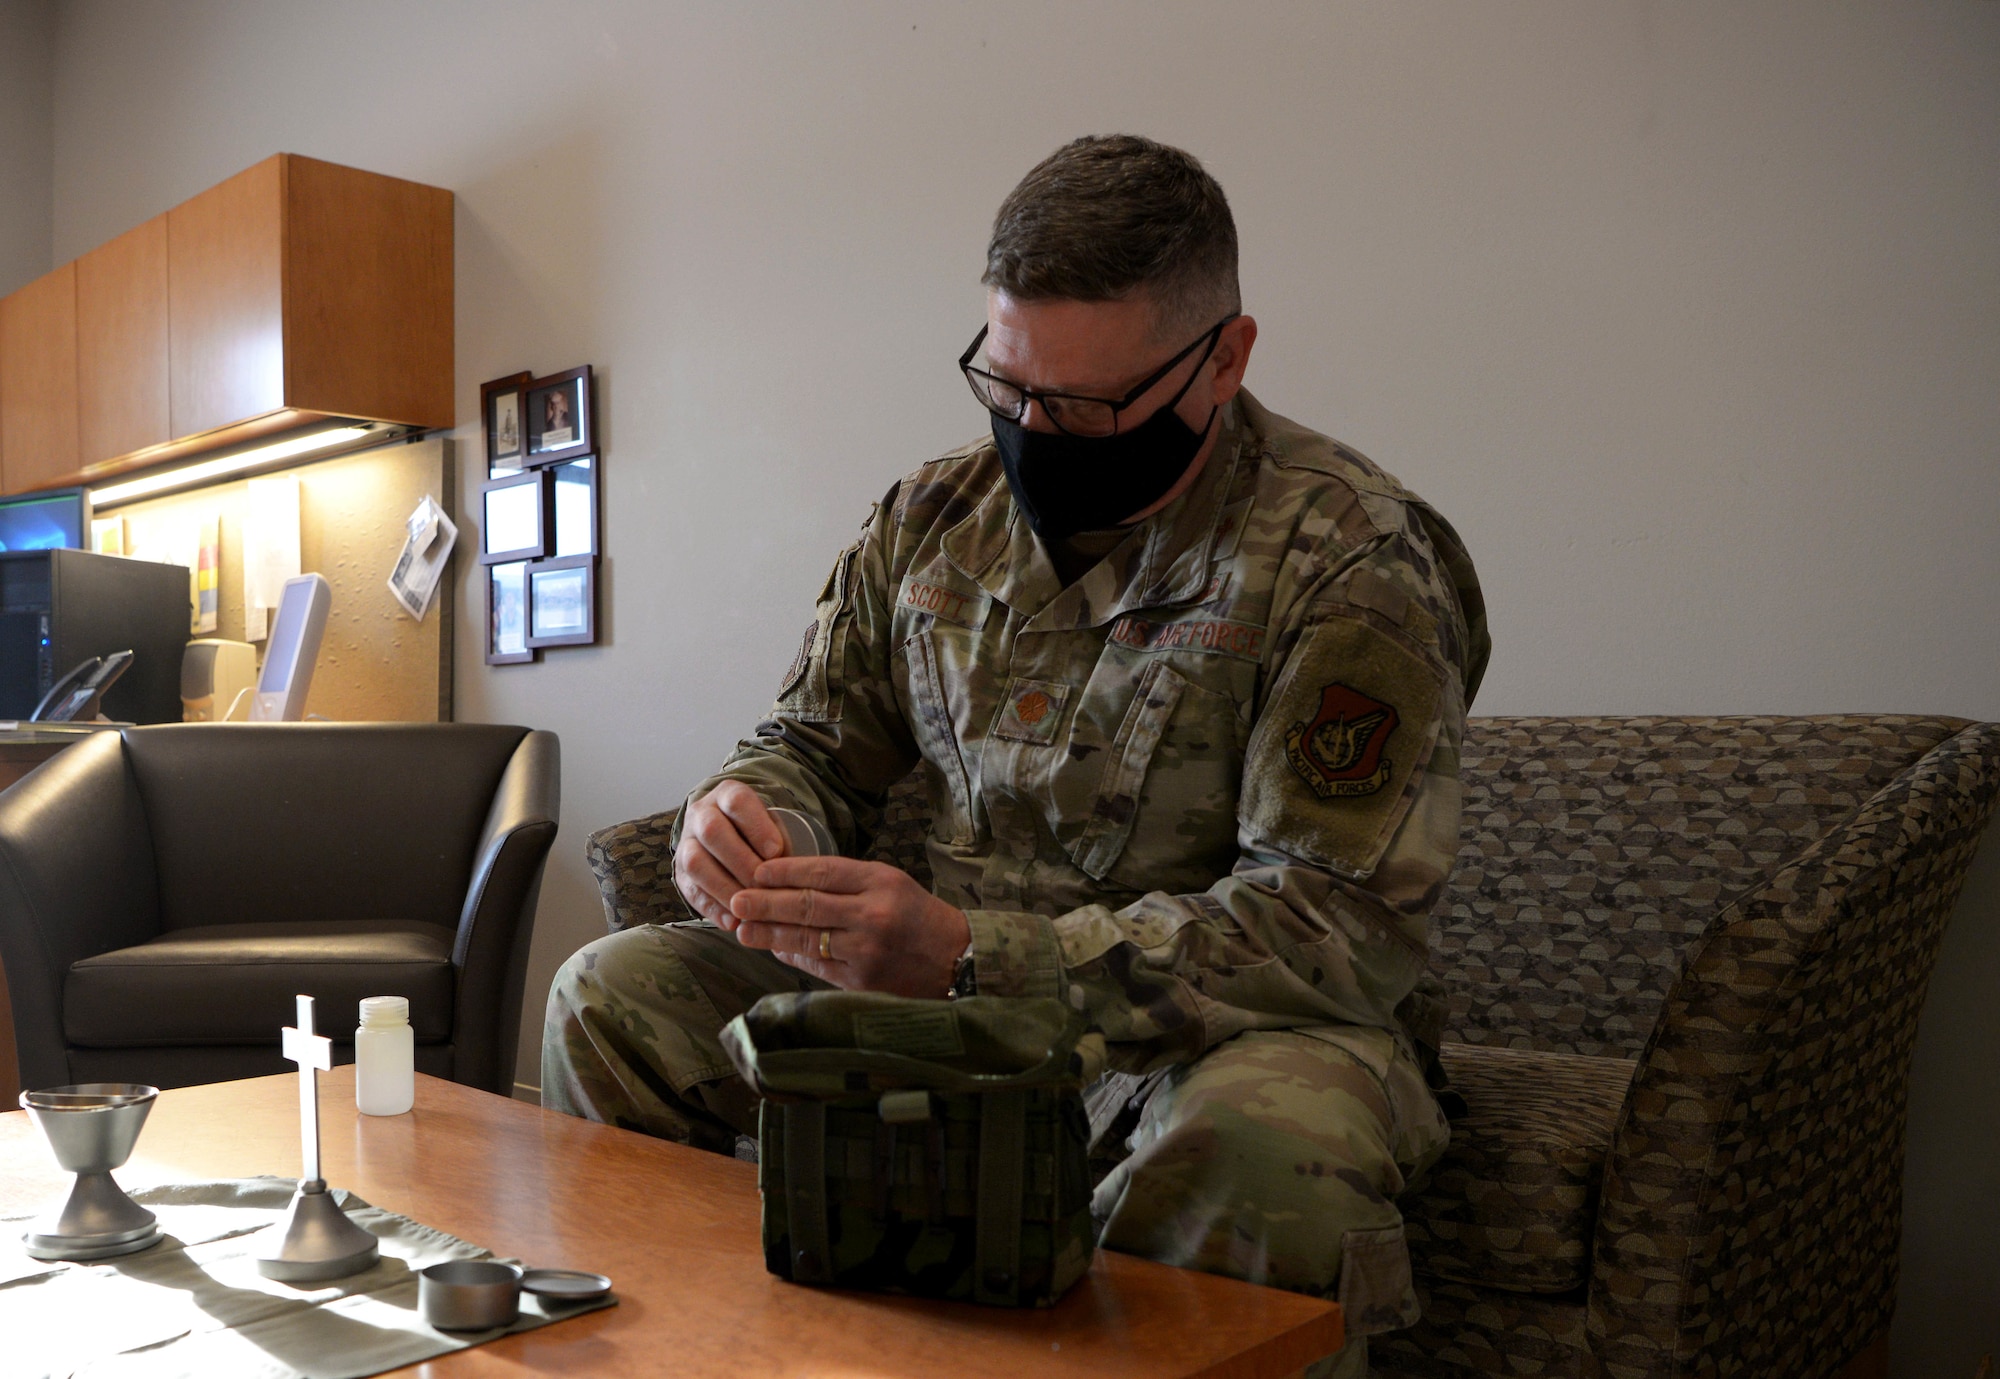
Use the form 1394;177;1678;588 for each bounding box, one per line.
1336;1221;1421;1337
1063;660;1242;890
900;630;977;845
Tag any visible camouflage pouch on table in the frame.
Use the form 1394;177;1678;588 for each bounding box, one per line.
719;990;1103;1307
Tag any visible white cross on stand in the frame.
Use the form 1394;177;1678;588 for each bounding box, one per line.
255;992;379;1281
281;994;333;1187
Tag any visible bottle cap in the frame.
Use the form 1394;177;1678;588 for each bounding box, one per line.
359;996;410;1028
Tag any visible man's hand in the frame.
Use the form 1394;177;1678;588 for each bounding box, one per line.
673;780;791;930
730;856;972;998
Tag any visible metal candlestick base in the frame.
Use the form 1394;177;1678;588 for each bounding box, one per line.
255;1179;380;1282
19;1084;162;1261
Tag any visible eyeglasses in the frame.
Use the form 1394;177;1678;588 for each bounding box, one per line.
959;316;1233;438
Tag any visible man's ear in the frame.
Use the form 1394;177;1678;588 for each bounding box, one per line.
1209;315;1258;406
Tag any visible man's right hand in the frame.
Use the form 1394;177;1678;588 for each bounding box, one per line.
674;780;790;930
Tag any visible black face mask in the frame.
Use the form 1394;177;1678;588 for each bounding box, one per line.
992;384;1217;543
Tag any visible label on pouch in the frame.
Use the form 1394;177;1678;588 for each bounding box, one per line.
854;1007;965;1058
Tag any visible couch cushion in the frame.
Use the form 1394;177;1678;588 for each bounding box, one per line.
65;921;456;1047
1402;1042;1636;1295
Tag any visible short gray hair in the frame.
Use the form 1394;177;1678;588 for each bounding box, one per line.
983;135;1239;340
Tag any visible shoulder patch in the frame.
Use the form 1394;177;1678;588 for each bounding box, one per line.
1284;684;1399;798
776;622;817;699
773;541;858;723
1242;616;1446;878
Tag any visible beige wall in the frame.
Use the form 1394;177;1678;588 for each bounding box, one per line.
40;3;2000;1371
0;0;53;296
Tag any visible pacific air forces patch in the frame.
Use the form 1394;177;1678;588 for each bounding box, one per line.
1242;615;1446;878
1285;683;1399;799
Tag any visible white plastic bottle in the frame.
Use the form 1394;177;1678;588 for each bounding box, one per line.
355;996;415;1116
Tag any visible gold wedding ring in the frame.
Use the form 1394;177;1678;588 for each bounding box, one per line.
819;929;833;961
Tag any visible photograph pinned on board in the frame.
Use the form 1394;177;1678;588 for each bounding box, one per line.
526;365;593;465
388;495;459;620
482;371;532;477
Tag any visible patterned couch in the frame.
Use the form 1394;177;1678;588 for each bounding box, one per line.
586;716;2000;1379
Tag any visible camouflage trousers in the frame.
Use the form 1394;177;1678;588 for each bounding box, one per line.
543;922;1450;1378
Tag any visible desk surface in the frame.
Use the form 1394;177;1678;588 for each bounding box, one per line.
0;1069;1342;1378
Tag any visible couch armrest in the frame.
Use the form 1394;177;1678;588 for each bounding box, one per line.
1588;721;2000;1376
450;729;560;1094
0;731;162;1090
584;809;696;933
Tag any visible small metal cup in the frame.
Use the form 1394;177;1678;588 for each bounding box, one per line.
420;1260;523;1330
767;807;834;858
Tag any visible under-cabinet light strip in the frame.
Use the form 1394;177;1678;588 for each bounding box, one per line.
88;426;380;508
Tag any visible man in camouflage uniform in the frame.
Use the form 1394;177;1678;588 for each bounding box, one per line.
545;134;1488;1377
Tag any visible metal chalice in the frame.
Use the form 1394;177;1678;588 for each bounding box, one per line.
18;1083;162;1261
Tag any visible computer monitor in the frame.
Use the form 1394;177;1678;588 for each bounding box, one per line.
250;573;332;722
0;488;88;552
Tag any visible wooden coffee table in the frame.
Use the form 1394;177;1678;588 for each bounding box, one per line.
0;1068;1342;1377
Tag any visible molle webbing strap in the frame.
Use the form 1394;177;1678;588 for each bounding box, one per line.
974;1089;1027;1304
783;1102;831;1283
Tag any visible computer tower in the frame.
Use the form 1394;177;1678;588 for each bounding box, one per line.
0;549;191;723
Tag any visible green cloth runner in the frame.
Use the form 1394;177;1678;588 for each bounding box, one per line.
0;1178;614;1378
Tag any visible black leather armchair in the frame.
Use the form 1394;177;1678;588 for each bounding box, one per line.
0;723;559;1095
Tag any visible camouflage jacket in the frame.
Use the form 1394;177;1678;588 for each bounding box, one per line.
684;390;1489;1075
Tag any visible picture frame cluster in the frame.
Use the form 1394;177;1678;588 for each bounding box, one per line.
479;366;600;664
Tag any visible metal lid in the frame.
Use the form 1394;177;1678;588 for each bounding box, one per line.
520;1268;612;1300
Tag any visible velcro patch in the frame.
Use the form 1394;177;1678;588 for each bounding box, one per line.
993;677;1071;745
853;1007;964;1058
776;623;817;699
1108;616;1265;661
897;575;988;629
773;541;858;724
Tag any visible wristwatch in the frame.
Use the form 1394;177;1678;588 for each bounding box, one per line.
946;939;976;1000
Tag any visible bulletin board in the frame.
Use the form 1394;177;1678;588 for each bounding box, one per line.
105;437;455;722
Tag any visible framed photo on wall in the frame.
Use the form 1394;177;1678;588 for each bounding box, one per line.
486;560;536;665
481;371;532;477
526;365;593;465
550;455;598;558
525;555;596;648
479;470;550;564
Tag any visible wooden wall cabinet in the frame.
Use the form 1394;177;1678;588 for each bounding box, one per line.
0;262;81;494
168;156;286;441
78;216;172;466
0;153;453;496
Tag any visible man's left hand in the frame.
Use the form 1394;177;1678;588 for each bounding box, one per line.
730;856;970;997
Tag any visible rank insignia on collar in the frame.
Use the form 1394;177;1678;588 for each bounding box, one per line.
1284;683;1399;799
